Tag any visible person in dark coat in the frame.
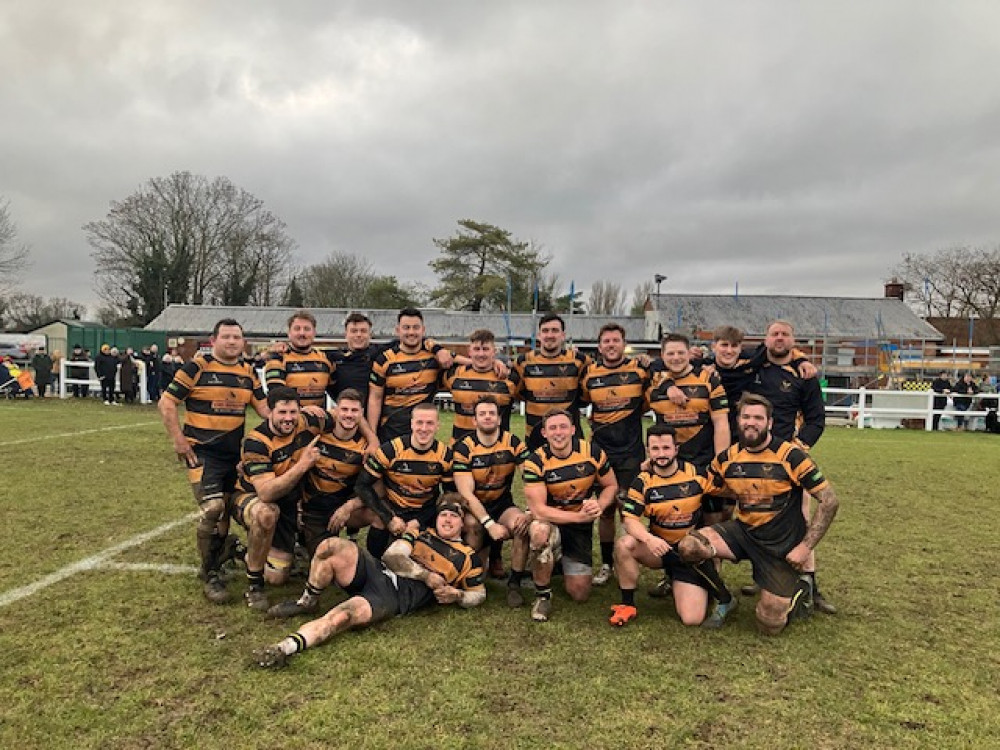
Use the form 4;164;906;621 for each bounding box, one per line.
95;344;119;405
953;373;978;430
120;348;139;404
30;347;53;397
930;371;952;431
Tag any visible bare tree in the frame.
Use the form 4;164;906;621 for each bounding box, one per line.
892;245;1000;318
0;198;30;297
1;293;85;330
301;252;378;308
630;280;654;316
588;280;626;316
86;172;297;323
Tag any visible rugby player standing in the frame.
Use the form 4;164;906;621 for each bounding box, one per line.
579;323;650;585
158;319;269;604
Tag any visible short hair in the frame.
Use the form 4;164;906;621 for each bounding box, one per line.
538;312;565;330
266;385;299;409
437;492;466;517
398;307;423;322
337;387;364;406
411;402;438;417
344;312;371;328
287;310;317;329
645;423;677;444
474;395;500;414
469;329;495;345
212;318;243;337
598;323;626;341
713;326;744;344
661;332;690;348
737;392;773;419
767;319;795;335
541;408;574;428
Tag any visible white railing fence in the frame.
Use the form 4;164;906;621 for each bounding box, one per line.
823;387;999;431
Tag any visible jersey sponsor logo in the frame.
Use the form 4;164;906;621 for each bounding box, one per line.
528;366;544;376
780;380;792;392
398;462;411;472
390;364;408;374
591;377;605;387
457;380;473;389
649;488;665;501
546;471;562;482
207;373;223;385
472;457;488;469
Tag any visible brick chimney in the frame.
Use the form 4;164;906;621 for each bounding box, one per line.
884;280;905;300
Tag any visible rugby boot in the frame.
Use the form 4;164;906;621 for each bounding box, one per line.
608;604;638;627
253;645;290;670
267;598;319;619
813;588;838;615
701;597;738;630
244;586;269;611
530;596;552;622
647;576;672;598
741;583;760;597
506;586;525;608
203;574;231;605
786;577;814;623
592;564;613;586
489;557;507;580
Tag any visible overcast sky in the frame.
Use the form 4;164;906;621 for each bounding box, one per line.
3;1;999;313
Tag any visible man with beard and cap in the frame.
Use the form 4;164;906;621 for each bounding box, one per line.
678;394;840;636
253;494;485;669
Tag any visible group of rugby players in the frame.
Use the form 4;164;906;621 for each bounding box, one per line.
157;307;840;669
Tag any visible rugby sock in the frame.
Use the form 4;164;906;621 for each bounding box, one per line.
299;581;324;607
694;560;733;604
366;527;391;558
346;525;359;542
508;569;527;589
620;588;636;607
600;542;614;567
489;540;503;566
534;584;552;600
246;569;265;591
279;632;308;656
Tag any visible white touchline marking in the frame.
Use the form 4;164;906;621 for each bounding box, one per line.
0;513;196;609
99;562;201;575
0;421;161;447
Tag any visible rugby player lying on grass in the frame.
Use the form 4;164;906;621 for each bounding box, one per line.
253;494;485;668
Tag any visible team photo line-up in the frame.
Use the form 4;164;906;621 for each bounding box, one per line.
156;307;840;669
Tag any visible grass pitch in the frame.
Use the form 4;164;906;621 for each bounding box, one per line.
1;398;998;749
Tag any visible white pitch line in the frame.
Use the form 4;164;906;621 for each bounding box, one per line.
0;421;161;447
99;562;200;575
0;513;196;610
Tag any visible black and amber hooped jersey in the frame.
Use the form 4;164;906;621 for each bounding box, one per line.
442;364;520;441
364;437;453;511
408;529;485;591
646;365;729;467
580;357;649;460
452;430;531;505
706;436;829;529
513;349;590;437
264;346;335;408
236;411;332;495
369;344;442;427
522;438;611;512
302;429;369;506
623;461;709;544
163;353;266;457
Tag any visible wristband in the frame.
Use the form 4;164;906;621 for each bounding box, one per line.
481;517;495;529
